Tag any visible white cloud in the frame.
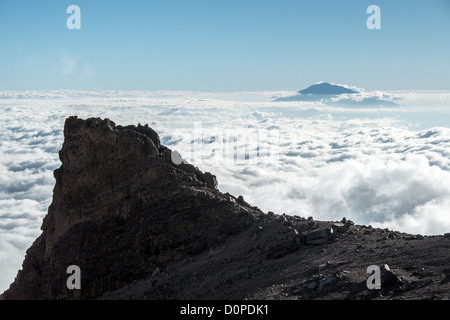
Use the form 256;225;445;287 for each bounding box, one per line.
58;53;94;80
1;89;450;293
60;56;79;77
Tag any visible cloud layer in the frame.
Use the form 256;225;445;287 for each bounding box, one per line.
1;89;450;292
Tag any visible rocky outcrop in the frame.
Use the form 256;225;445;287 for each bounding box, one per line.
2;116;257;299
2;117;450;300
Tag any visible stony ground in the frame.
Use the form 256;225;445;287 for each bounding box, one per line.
100;212;450;300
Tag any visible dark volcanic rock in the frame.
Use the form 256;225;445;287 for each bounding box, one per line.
2;116;255;300
202;172;218;190
305;227;333;245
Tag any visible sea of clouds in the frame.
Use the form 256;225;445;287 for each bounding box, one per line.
1;89;450;292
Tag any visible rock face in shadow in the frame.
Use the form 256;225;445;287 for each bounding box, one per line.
2;116;255;299
2;117;449;300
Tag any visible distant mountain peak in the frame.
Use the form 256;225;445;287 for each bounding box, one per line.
298;82;358;95
274;82;397;106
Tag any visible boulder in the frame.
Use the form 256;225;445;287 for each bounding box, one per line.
380;264;404;288
202;172;218;189
305;227;334;245
331;222;347;233
2;117;253;300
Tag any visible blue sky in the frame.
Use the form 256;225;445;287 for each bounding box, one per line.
1;0;450;91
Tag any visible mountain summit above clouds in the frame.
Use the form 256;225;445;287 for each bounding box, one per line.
275;82;398;107
297;82;359;95
2;117;449;300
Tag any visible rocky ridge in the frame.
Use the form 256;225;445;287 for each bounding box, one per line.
2;116;449;300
